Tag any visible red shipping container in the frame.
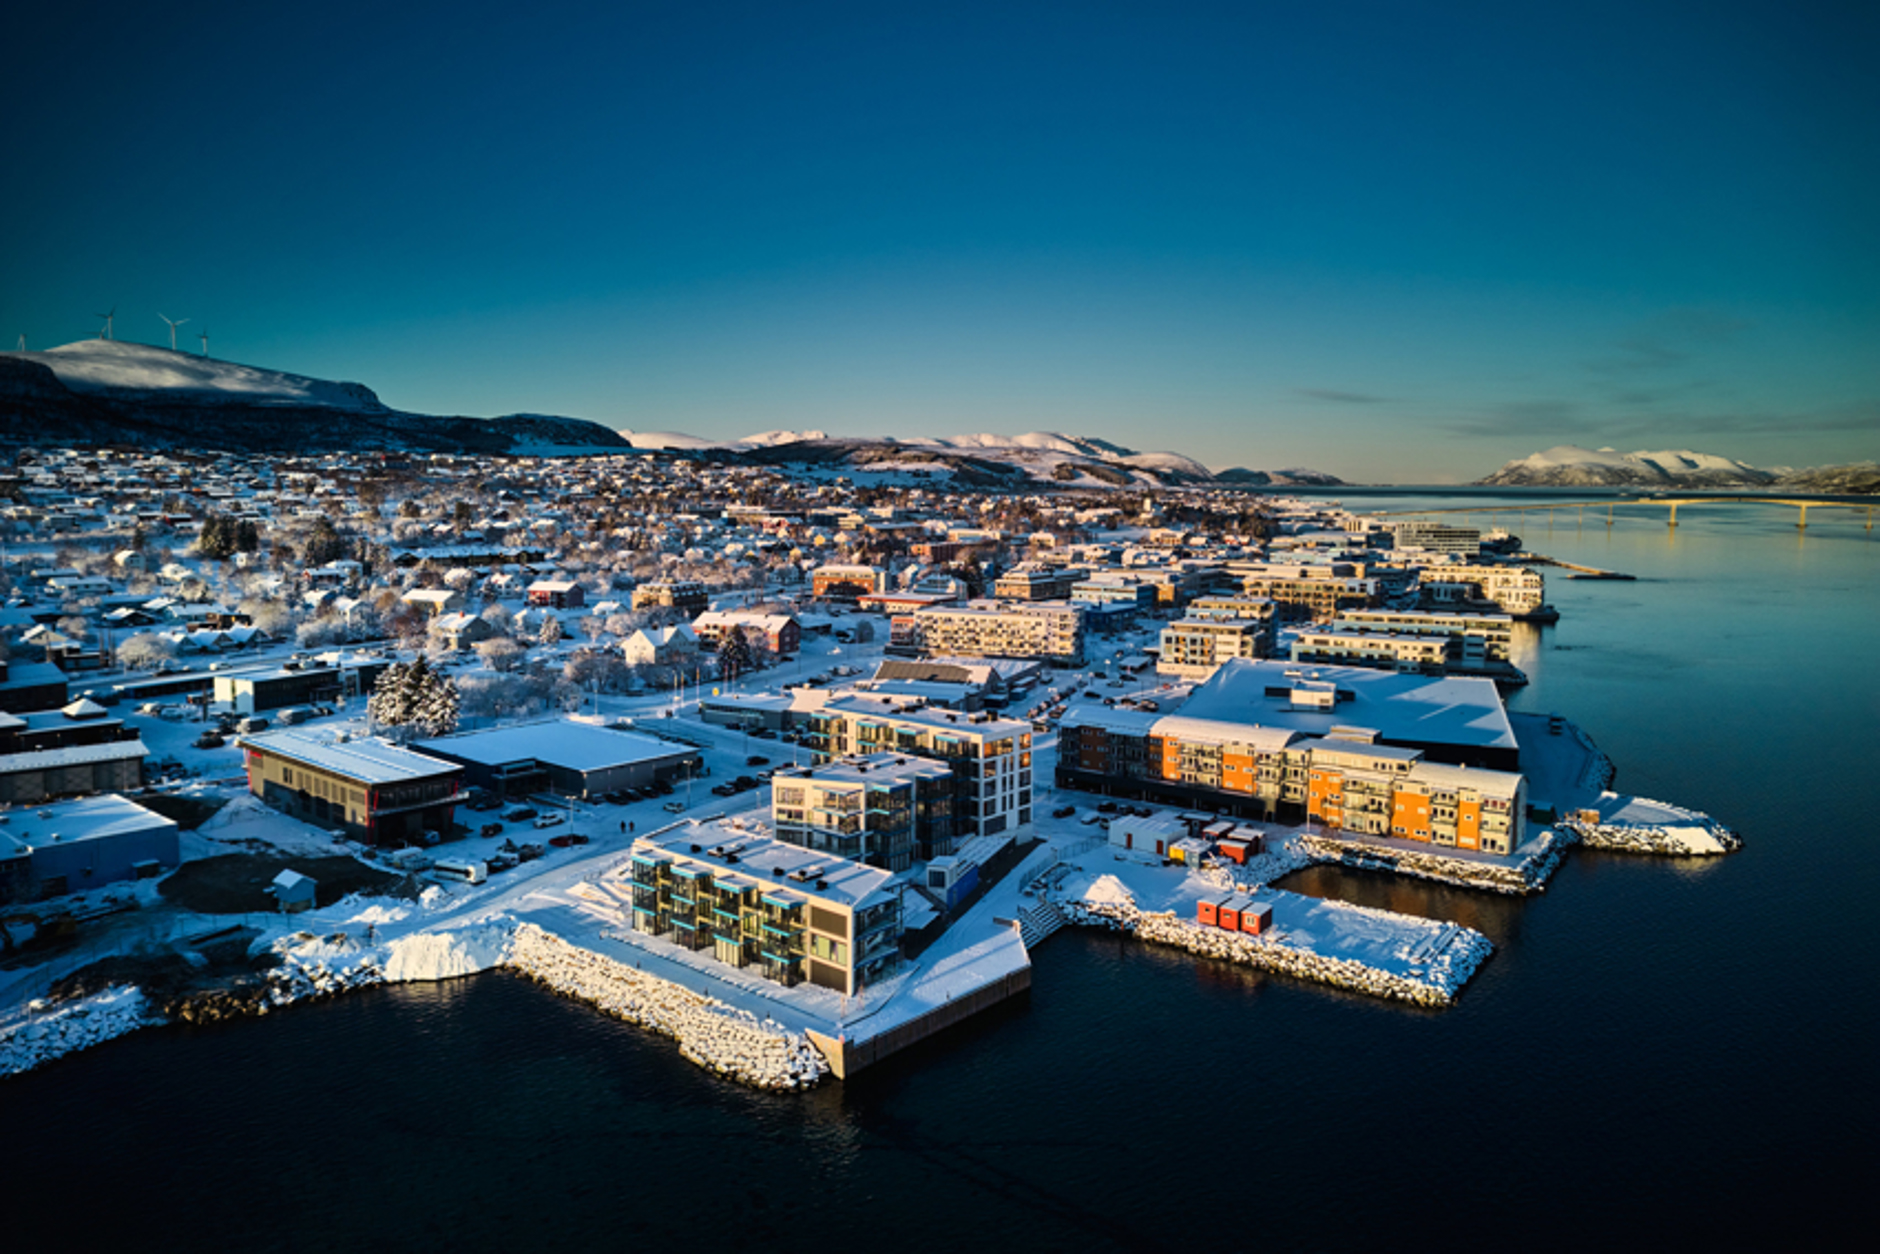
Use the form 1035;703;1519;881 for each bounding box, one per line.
1240;902;1273;935
1196;899;1220;927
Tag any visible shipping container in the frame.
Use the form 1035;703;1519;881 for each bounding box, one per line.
1240;901;1273;935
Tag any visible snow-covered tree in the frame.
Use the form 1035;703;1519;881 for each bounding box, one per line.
717;625;754;680
475;637;527;673
116;632;177;670
539;615;564;646
367;656;460;740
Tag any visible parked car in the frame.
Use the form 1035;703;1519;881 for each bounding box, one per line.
532;814;565;829
192;732;226;750
478;823;504;839
1052;805;1076;819
466;793;502;811
517;843;546;861
235;717;270;734
547;833;590;849
746;755;770;766
503;808;539;822
663;800;686;813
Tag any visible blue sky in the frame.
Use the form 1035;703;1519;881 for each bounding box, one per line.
4;0;1875;481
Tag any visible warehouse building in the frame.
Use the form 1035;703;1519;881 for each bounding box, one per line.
414;718;701;800
0;794;180;899
239;730;463;847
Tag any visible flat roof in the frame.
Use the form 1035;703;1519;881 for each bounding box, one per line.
240;729;461;784
634;823;896;911
0;793;176;856
415;719;694;773
1175;659;1517;753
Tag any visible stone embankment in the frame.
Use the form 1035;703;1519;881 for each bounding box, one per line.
1295;827;1574;895
505;925;827;1090
1562;809;1741;856
1061;899;1490;1007
0;986;154;1077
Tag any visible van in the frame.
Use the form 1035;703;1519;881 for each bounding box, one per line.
431;859;488;884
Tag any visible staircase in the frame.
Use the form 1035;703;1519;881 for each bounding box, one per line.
1016;898;1069;949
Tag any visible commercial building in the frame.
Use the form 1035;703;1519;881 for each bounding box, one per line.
0;794;180;899
894;600;1085;666
811;564;884;601
0;701;147;804
414;719;700;800
628;826;903;996
807;697;1034;839
1157;616;1272;679
238;729;463;847
772;752;963;871
212;658;390;715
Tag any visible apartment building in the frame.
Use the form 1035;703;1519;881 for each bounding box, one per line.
992;566;1083;601
628;827;903;996
1157;616;1272;679
898;600;1085;666
1390;521;1482;555
772;752;962;871
1230;563;1378;622
631;580;709;617
807;698;1034;838
692;610;801;656
1423;562;1547;616
1290;629;1451;675
1057;710;1525;854
1333;608;1520;679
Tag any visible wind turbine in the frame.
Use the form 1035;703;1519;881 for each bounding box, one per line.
198;328;209;357
96;306;116;340
14;334;22;352
158;313;190;351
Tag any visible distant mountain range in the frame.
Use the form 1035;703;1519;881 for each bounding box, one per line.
1476;445;1878;493
0;340;1343;488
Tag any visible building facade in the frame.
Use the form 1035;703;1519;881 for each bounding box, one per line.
238;730;463;847
1157;616;1272;679
807;699;1034;839
897;600;1085;666
772;752;963;871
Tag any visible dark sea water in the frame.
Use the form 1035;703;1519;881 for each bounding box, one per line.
10;496;1877;1252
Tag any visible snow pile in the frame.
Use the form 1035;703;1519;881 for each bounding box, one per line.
380;922;515;982
504;924;827;1090
0;986;155;1077
265;930;388;1004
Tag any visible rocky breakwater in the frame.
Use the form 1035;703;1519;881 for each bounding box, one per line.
1562;807;1741;856
504;924;828;1091
1062;898;1491;1007
1296;827;1574;895
0;986;156;1077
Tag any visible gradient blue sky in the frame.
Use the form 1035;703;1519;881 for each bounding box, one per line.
4;0;1875;481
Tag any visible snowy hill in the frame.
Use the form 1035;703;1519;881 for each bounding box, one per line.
1477;445;1777;487
0;340;629;456
21;340;388;411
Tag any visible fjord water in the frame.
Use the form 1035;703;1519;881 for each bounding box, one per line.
10;497;1876;1251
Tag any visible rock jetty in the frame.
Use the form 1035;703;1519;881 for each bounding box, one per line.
0;986;154;1077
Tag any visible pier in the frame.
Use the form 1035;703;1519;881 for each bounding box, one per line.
1520;552;1634;579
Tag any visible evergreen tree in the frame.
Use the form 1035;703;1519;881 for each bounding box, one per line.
368;656;460;740
235;519;261;553
198;513;235;560
303;518;346;566
717;625;754;680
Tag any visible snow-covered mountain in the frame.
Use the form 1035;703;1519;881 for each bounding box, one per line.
617;428;828;451
1477;445;1778;487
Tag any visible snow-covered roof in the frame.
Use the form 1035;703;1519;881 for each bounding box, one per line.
0;793;174;856
0;740;149;772
414;720;693;772
238;730;460;784
634;823;896;911
1178;659;1518;754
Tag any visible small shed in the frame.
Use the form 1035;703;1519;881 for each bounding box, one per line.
1217;895;1246;931
1239;899;1274;936
269;869;317;913
1196;896;1230;928
1168;836;1213;866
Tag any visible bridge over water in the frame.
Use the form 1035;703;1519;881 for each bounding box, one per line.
1365;495;1875;531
